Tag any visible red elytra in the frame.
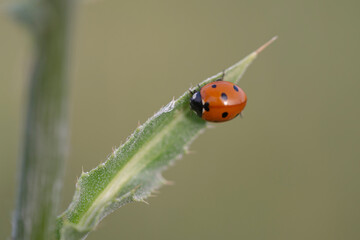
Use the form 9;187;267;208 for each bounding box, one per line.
190;81;247;122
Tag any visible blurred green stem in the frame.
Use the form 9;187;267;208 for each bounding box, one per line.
12;0;73;239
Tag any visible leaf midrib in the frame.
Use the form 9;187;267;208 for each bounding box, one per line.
78;110;186;227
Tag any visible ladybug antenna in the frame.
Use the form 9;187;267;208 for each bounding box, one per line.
255;36;278;54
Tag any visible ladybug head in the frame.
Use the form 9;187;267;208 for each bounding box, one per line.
190;91;203;117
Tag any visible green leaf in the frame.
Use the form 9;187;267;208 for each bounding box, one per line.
57;37;277;240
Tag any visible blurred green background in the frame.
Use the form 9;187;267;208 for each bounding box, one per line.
1;0;360;239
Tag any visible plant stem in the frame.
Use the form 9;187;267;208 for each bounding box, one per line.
12;0;73;239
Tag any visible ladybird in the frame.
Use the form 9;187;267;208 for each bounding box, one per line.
190;80;247;122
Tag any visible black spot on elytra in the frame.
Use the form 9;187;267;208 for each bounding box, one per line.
221;93;228;101
222;112;228;118
204;102;210;111
233;85;239;92
212;84;217;88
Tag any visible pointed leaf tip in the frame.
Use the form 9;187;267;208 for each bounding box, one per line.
255;36;278;54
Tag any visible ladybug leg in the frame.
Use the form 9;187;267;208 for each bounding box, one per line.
221;70;226;80
189;83;203;95
215;70;226;81
235;112;244;119
188;88;196;95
